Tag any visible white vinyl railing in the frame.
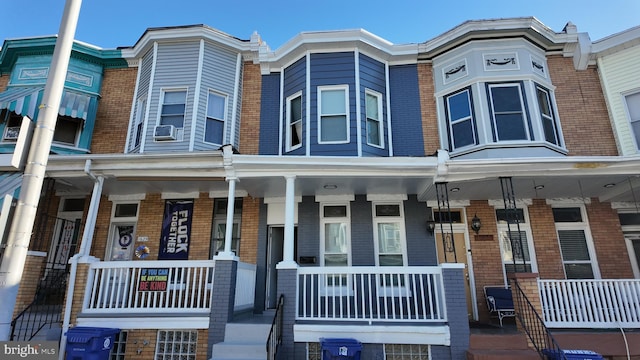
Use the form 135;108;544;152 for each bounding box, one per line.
234;261;257;311
83;260;215;314
539;279;640;328
296;266;446;323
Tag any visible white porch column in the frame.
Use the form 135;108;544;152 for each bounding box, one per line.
278;175;297;269
216;177;238;260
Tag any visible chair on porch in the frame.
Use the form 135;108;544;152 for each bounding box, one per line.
484;285;515;327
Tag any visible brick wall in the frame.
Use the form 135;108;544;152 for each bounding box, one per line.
13;254;46;318
528;199;565;279
239;196;259;263
417;63;440;155
466;200;503;321
586;198;633;278
91;67;137;154
547;56;618;156
238;62;261;155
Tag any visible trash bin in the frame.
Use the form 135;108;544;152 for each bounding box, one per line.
65;326;120;360
320;338;362;360
542;349;605;360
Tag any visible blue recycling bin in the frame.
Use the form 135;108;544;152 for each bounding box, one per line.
320;338;362;360
65;326;120;360
542;349;605;360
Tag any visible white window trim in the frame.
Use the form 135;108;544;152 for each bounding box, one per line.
133;97;146;148
203;89;228;146
623;90;640;151
317;85;350;144
553;205;601;279
105;201;140;261
487;82;531;142
286;91;303;152
372;201;409;296
618;208;640;279
444;87;476;151
364;89;384;149
157;87;188;129
319;202;352;295
494;206;538;285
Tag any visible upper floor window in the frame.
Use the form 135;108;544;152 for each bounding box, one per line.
160;90;186;129
1;110;22;141
204;91;226;145
365;90;383;147
53;115;81;146
134;98;146;148
318;86;349;143
444;88;476;150
624;91;640;150
286;93;302;151
487;83;529;142
536;85;560;145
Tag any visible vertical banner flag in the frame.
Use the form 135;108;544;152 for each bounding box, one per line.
158;199;193;260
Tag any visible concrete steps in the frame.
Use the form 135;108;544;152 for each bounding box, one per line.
210;313;274;360
466;333;539;360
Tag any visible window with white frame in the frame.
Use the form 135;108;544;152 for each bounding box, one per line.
553;206;598;279
320;204;351;287
155;330;197;359
624;91;640;150
134;97;146;148
496;208;536;275
444;87;476;150
286;93;303;151
373;202;407;289
106;202;139;262
365;90;383;147
619;211;640;278
160;90;187;128
210;198;242;257
536;84;560;146
318;86;349;143
204;91;226;145
487;83;529;141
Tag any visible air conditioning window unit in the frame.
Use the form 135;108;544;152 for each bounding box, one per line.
154;125;177;140
3;126;20;140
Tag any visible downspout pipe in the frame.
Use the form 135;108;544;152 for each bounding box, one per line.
0;0;82;341
59;159;103;360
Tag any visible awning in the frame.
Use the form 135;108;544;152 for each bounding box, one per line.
0;86;93;121
0;171;22;200
0;87;42;119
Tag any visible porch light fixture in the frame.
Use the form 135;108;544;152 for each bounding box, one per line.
323;184;337;190
534;185;545;190
470;214;482;234
604;183;616;188
450;187;460;192
427;219;436;234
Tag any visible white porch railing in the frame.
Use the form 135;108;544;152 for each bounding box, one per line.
83;260;216;314
296;266;446;323
234;261;257;311
539;279;640;328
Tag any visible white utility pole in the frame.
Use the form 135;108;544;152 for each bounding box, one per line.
0;0;82;340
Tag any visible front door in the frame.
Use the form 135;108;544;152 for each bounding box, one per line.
436;231;475;320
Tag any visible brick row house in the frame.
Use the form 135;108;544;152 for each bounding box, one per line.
1;17;640;359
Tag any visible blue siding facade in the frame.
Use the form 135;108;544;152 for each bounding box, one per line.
389;64;424;156
259;73;281;155
309;52;358;156
282;57;306;155
359;53;389;157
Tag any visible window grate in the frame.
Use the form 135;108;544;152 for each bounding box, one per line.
384;343;429;359
109;331;127;360
155;330;197;360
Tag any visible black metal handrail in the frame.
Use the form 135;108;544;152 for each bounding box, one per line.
511;278;567;360
266;294;284;360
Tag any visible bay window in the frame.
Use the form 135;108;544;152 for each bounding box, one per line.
487;83;530;141
444;87;476;150
318;86;349;143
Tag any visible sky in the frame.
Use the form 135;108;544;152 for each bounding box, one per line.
1;0;639;51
